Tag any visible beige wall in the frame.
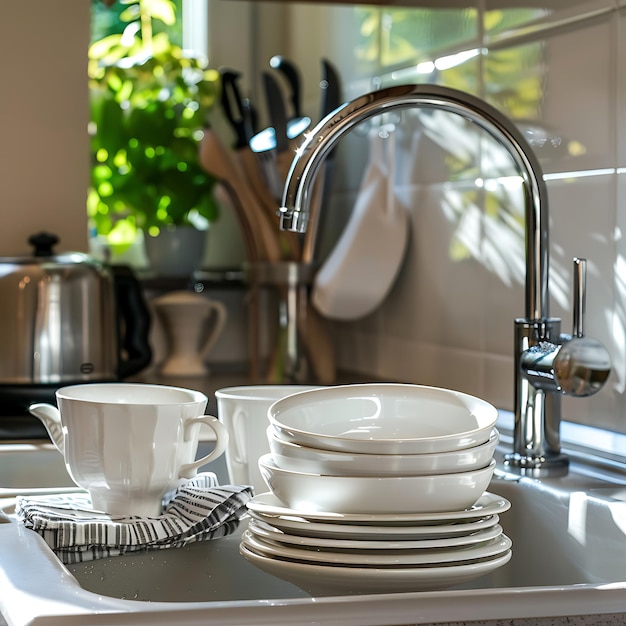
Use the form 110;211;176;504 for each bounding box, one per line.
0;1;90;256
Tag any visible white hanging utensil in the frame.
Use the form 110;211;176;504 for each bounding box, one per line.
312;124;409;320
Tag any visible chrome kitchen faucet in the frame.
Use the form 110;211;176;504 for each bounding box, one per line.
278;83;611;475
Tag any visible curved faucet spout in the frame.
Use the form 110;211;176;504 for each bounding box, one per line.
279;83;550;322
279;82;611;475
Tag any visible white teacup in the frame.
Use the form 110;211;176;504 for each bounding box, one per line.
29;383;229;517
215;385;319;494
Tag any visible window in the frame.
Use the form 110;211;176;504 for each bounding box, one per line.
88;0;218;261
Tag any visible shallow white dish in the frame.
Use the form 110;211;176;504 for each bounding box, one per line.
258;454;496;514
239;543;513;595
268;383;498;455
242;530;511;566
268;426;499;476
246;509;501;540
246;491;511;525
247;518;505;550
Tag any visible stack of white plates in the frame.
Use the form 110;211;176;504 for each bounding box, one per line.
241;491;512;595
239;383;512;594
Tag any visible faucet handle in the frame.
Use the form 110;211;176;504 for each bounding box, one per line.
521;336;611;397
572;257;585;338
521;256;611;397
554;256;611;396
553;336;611;396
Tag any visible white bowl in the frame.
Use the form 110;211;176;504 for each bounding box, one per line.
258;453;496;514
267;426;499;476
268;383;498;455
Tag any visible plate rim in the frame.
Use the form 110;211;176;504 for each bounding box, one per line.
246;490;511;524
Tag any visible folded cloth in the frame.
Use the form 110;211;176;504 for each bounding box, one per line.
15;473;253;564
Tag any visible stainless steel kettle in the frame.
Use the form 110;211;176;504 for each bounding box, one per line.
0;232;152;386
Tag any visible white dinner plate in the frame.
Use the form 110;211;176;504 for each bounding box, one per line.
246;509;501;540
242;530;512;567
239;543;513;595
247;518;505;550
246;491;511;525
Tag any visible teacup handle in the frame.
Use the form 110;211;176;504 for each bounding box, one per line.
179;415;229;479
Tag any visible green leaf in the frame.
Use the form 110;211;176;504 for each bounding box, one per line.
119;5;141;23
97;99;129;155
89;0;219;235
127;101;176;145
147;0;177;26
88;34;124;60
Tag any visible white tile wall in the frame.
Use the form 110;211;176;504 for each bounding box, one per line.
318;3;626;435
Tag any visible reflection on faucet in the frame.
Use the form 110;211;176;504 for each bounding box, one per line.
278;83;611;475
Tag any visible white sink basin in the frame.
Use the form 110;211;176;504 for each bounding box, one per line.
1;436;626;625
0;442;74;490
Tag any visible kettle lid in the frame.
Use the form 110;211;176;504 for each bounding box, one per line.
29;231;60;257
1;232;98;268
27;231;94;264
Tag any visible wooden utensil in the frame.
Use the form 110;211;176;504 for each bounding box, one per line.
199;128;282;262
237;148;301;260
298;290;336;385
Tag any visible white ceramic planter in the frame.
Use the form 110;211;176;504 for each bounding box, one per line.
144;226;207;276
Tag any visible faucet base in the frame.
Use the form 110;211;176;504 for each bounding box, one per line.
503;451;569;477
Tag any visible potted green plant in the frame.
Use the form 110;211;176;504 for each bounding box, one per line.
88;0;220;274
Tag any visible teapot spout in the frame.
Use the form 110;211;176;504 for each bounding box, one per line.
28;403;64;454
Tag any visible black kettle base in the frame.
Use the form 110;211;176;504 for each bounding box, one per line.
0;383;122;440
0;385;61;439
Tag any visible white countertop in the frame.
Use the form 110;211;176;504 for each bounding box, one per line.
1;375;626;625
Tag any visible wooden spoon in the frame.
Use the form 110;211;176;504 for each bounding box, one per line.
237;147;301;260
199;128;282;262
298;291;336;385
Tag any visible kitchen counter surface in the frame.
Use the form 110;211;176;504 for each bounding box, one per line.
0;368;307;441
2;372;626;625
0;476;625;626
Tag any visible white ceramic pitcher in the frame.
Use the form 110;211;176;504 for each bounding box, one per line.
153;291;227;377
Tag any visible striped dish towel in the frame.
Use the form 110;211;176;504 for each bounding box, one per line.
15;473;253;564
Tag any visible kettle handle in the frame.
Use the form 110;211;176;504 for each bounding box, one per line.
111;265;153;379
